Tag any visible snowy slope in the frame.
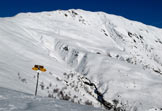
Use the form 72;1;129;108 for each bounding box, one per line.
0;87;103;111
0;9;162;111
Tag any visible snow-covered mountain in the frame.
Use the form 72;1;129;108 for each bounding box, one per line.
0;9;162;111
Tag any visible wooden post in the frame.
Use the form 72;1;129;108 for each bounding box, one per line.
35;72;39;96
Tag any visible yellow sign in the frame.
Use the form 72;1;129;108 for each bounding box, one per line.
32;65;46;72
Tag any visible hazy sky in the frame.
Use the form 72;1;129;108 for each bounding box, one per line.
0;0;162;28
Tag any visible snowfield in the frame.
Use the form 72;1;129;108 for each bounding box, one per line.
0;9;162;111
0;87;103;111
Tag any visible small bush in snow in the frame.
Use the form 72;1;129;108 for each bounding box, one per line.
21;78;27;83
40;82;45;90
63;94;71;101
48;93;53;98
85;100;92;106
53;88;59;93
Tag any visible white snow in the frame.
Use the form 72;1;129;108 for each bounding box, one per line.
0;87;103;111
0;9;162;111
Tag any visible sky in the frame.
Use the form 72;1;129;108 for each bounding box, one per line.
0;0;162;28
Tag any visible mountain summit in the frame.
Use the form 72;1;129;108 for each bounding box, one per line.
0;9;162;111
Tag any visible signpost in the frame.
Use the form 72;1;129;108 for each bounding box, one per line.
32;65;46;96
